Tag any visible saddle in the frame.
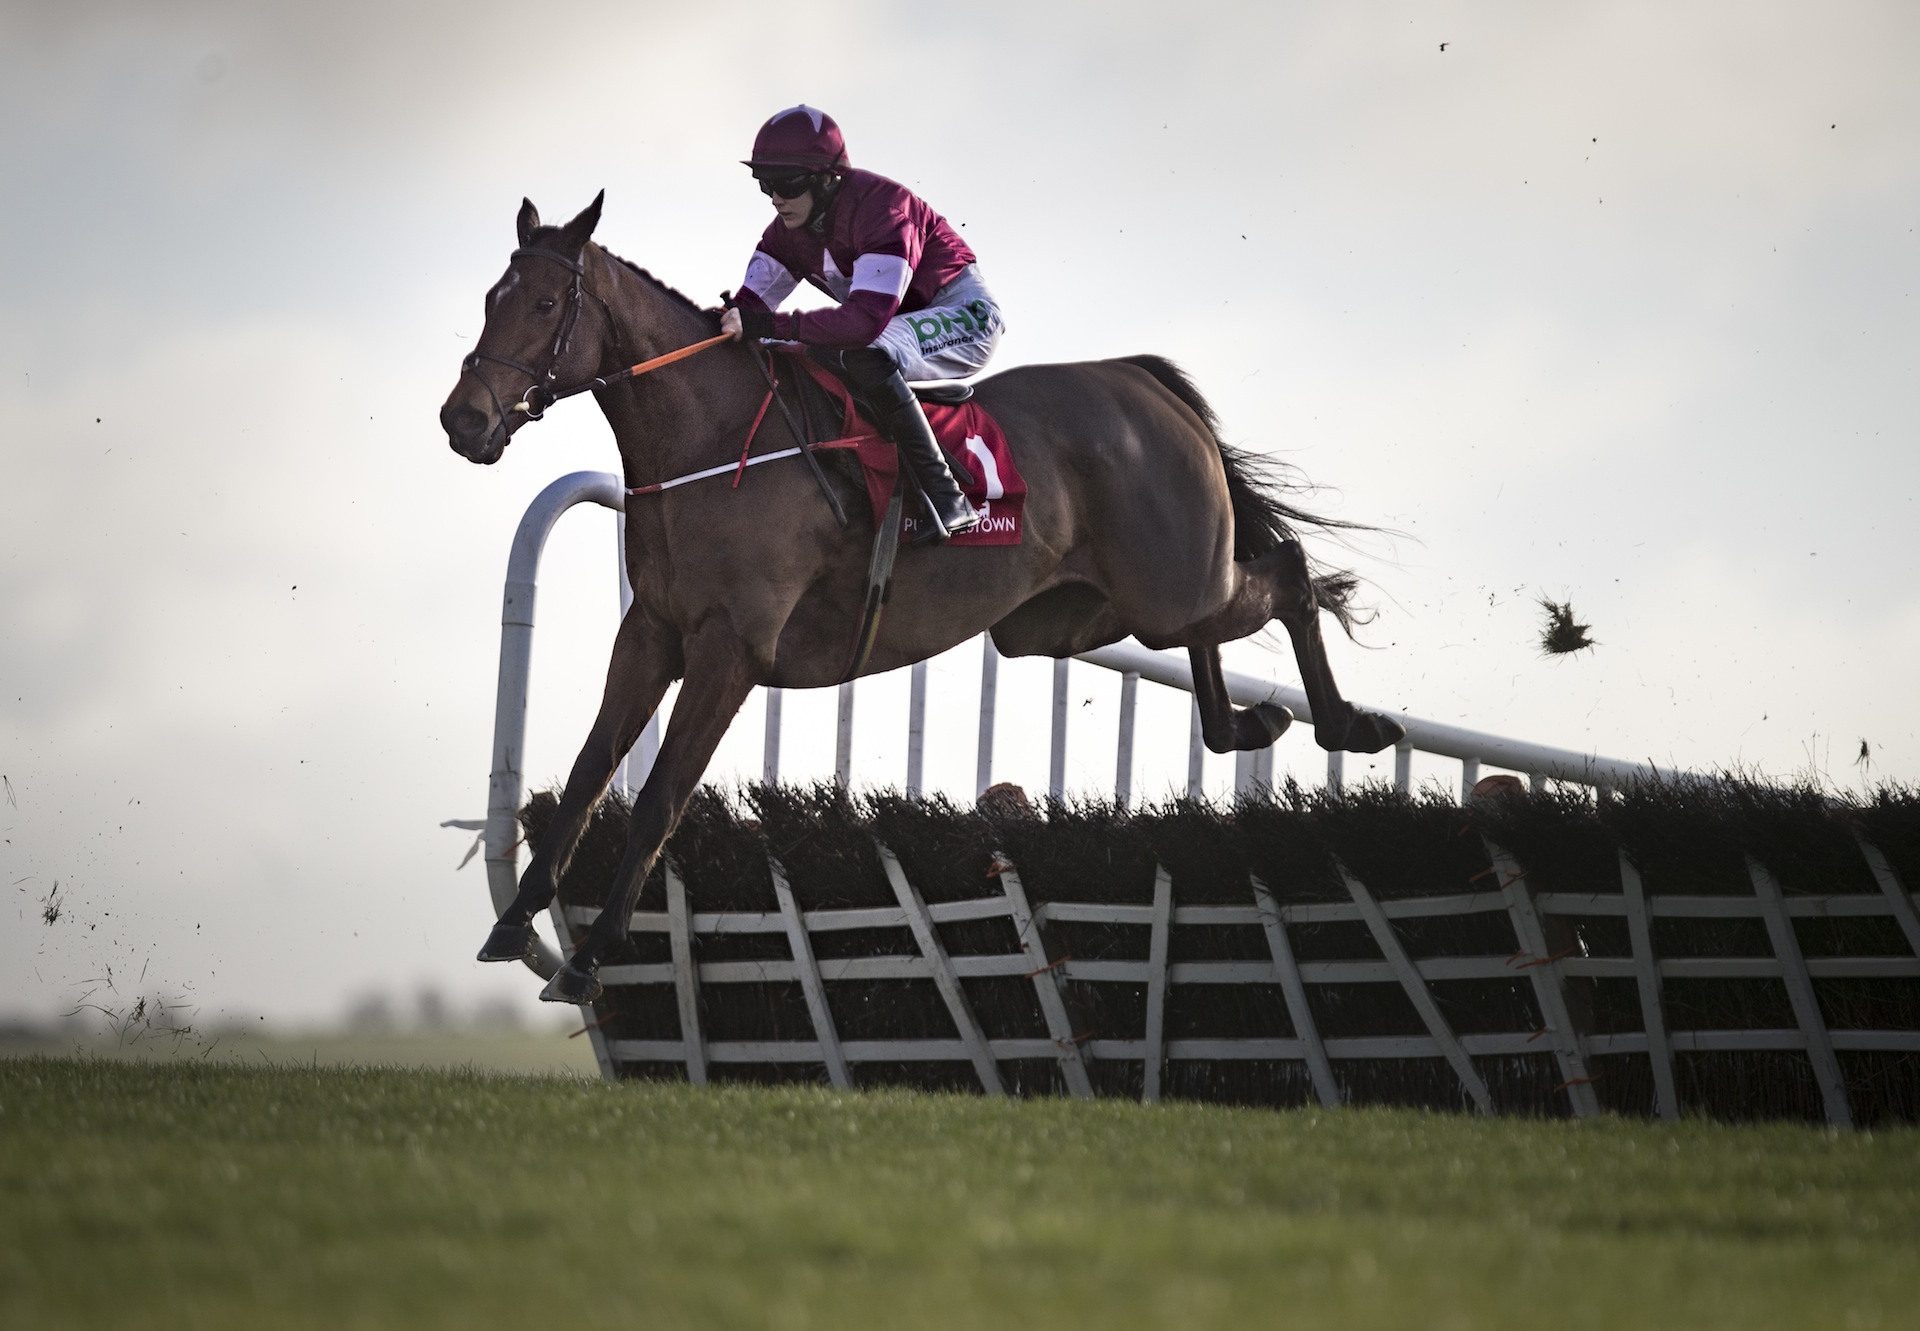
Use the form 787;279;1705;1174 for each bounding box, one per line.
778;350;1025;547
910;380;974;405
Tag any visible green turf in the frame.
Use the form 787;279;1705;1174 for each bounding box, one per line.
0;1028;602;1078
3;1058;1916;1330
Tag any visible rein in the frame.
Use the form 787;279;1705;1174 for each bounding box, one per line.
617;344;897;682
622;348;849;526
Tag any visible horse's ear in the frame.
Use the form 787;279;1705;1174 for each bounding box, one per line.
516;198;540;247
558;191;604;250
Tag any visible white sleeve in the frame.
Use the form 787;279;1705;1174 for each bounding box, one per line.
742;250;799;310
849;253;912;303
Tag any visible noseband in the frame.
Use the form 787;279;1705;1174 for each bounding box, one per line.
460;246;602;422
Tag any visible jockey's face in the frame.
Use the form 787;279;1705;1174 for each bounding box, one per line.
770;188;812;230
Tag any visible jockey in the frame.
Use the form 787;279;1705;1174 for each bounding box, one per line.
720;105;1004;543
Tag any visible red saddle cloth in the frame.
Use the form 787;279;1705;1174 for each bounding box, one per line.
787;353;1026;546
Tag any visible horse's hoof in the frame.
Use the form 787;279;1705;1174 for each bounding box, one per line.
539;961;603;1005
1233;703;1294;750
1343;710;1407;755
1314;714;1351;753
476;920;535;964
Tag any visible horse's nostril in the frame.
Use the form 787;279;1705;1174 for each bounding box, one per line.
441;404;489;440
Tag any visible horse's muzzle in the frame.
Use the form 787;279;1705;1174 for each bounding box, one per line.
449;432;506;465
441;402;507;464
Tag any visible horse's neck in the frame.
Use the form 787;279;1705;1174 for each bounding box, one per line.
587;247;760;487
587;246;713;366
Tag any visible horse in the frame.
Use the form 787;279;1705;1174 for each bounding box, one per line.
439;193;1405;1003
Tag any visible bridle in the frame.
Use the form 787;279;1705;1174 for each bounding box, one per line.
460;245;609;423
460;244;741;428
455;241;888;680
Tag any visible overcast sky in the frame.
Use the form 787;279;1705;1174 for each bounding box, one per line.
4;2;1917;1029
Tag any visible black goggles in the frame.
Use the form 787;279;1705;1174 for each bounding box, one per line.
756;171;817;200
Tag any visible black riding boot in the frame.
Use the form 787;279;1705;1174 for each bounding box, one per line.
865;371;979;543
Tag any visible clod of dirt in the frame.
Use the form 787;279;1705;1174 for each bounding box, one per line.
1538;597;1596;655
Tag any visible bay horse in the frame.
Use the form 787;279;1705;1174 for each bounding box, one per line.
439;193;1404;1003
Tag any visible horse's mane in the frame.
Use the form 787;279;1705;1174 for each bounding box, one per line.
522;225;719;325
603;249;719;322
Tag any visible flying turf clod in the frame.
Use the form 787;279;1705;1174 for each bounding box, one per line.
1538;598;1596;655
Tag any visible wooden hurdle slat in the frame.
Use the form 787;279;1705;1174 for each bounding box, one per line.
1141;864;1173;1103
1337;858;1495;1114
996;859;1095;1098
600;1027;1920;1068
768;853;851;1089
1618;852;1680;1121
1856;836;1920;959
1250;873;1340;1107
1747;856;1852;1128
1486;840;1601;1118
588;885;1920;931
664;859;708;1085
548;898;615;1078
596;952;1920;988
1040;891;1513;927
1535;892;1903;920
876;840;1005;1094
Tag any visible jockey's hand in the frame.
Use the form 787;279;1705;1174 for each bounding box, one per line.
730;305;777;343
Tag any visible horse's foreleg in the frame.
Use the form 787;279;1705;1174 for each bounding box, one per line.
1189;644;1293;753
477;609;679;964
540;620;759;1004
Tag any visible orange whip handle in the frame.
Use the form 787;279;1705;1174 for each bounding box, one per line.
519;332;738;415
598;333;736;386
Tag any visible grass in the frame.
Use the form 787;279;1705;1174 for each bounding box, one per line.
2;1058;1917;1330
0;1027;601;1078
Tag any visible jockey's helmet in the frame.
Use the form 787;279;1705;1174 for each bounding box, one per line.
743;105;848;176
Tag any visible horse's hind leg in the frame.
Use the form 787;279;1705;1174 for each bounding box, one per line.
1190;643;1293;753
1264;543;1404;754
477;609;679;964
541;619;759;1004
1169;541;1403;756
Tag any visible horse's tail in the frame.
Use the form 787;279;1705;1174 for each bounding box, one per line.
1118;354;1373;636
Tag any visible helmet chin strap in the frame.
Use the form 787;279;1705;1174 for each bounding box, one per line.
805;171;844;233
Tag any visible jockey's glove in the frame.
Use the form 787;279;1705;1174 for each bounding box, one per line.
737;305;777;343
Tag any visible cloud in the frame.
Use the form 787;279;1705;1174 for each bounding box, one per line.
5;3;1920;1030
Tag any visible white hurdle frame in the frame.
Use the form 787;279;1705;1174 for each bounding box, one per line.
479;470;1680;978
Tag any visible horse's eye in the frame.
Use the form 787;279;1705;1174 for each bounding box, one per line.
534;298;557;313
